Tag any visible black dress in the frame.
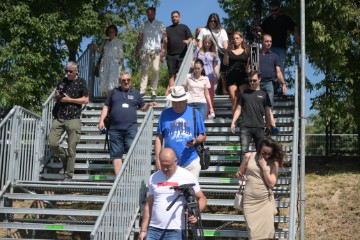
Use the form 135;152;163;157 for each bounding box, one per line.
226;50;248;88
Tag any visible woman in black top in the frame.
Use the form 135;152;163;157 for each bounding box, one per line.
223;31;249;114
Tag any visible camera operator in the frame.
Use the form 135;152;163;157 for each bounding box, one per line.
139;148;207;240
49;61;89;182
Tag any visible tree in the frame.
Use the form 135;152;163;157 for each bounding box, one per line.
0;0;159;113
219;0;360;153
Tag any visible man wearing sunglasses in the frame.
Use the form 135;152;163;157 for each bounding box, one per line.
49;61;89;182
230;70;276;161
98;72;158;175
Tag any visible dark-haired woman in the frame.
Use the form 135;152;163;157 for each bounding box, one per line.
96;24;124;96
197;13;229;95
236;138;285;240
183;59;214;121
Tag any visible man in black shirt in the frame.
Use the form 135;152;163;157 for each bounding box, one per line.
230;70;276;160
165;11;192;94
49;61;89;181
260;0;300;70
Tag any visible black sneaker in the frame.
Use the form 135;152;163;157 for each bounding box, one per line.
140;93;146;98
151;94;157;100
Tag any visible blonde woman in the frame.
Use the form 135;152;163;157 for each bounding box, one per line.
223;31;249;114
192;35;219;115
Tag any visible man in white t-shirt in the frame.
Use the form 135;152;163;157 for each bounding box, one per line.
135;7;166;99
139;148;207;240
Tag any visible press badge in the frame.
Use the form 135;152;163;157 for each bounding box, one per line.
122;103;129;108
128;95;134;100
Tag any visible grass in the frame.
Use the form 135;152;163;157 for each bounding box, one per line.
304;158;360;239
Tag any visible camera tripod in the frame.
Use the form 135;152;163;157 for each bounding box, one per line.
166;184;204;240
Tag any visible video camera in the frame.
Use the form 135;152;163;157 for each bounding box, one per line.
55;82;67;102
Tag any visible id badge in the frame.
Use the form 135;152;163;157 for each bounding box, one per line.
122;103;129;108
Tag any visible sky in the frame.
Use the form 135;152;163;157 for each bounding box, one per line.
82;0;321;116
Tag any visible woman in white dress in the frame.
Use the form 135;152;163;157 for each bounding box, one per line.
97;24;124;96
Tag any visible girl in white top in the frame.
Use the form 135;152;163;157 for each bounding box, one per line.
183;59;215;121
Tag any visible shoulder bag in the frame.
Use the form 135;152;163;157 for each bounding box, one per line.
104;88;116;151
234;180;246;211
192;108;211;170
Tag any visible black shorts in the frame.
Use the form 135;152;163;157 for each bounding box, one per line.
166;54;184;74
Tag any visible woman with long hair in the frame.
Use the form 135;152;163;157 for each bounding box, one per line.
95;24;124;96
236;138;285;239
197;13;229;95
223;31;249;114
183;59;214;121
192;35;219;116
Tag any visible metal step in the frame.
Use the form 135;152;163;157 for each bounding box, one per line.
0;207;101;216
202;228;288;239
4;193;107;202
200;213;289;223
0;222;93;232
206;198;289;208
198;177;291;185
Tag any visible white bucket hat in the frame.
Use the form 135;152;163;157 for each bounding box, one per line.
166;86;190;102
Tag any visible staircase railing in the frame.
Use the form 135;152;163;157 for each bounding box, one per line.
0;106;43;189
165;41;195;108
288;50;301;239
90;107;154;240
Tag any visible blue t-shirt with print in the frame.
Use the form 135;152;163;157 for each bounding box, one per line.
157;106;206;167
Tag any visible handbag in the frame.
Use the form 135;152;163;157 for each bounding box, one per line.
234;180;246;211
192;108;211;170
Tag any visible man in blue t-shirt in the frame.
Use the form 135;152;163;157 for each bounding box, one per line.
98;72;158;175
259;34;287;107
155;86;206;178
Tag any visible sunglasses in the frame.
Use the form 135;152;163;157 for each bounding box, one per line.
65;69;76;74
271;8;279;12
121;78;131;83
261;151;273;156
210;20;217;23
249;79;258;84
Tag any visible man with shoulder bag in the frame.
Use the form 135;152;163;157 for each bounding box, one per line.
49;61;89;182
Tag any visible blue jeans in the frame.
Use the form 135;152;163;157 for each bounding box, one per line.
146;226;185;240
109;129;137;159
271;47;286;70
260;81;274;107
187;102;207;121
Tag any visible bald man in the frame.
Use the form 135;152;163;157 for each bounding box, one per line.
139;148;207;240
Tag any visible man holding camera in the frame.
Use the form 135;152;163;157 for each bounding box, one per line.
97;72;158;175
49;61;89;182
139;148;207;240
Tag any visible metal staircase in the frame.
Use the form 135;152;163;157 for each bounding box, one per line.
0;41;299;239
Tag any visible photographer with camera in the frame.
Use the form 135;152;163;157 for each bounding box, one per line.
139;148;207;240
49;61;89;182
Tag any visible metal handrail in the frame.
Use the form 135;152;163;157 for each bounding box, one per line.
0;106;43;189
288;50;300;239
165;41;195;108
90;107;154;239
